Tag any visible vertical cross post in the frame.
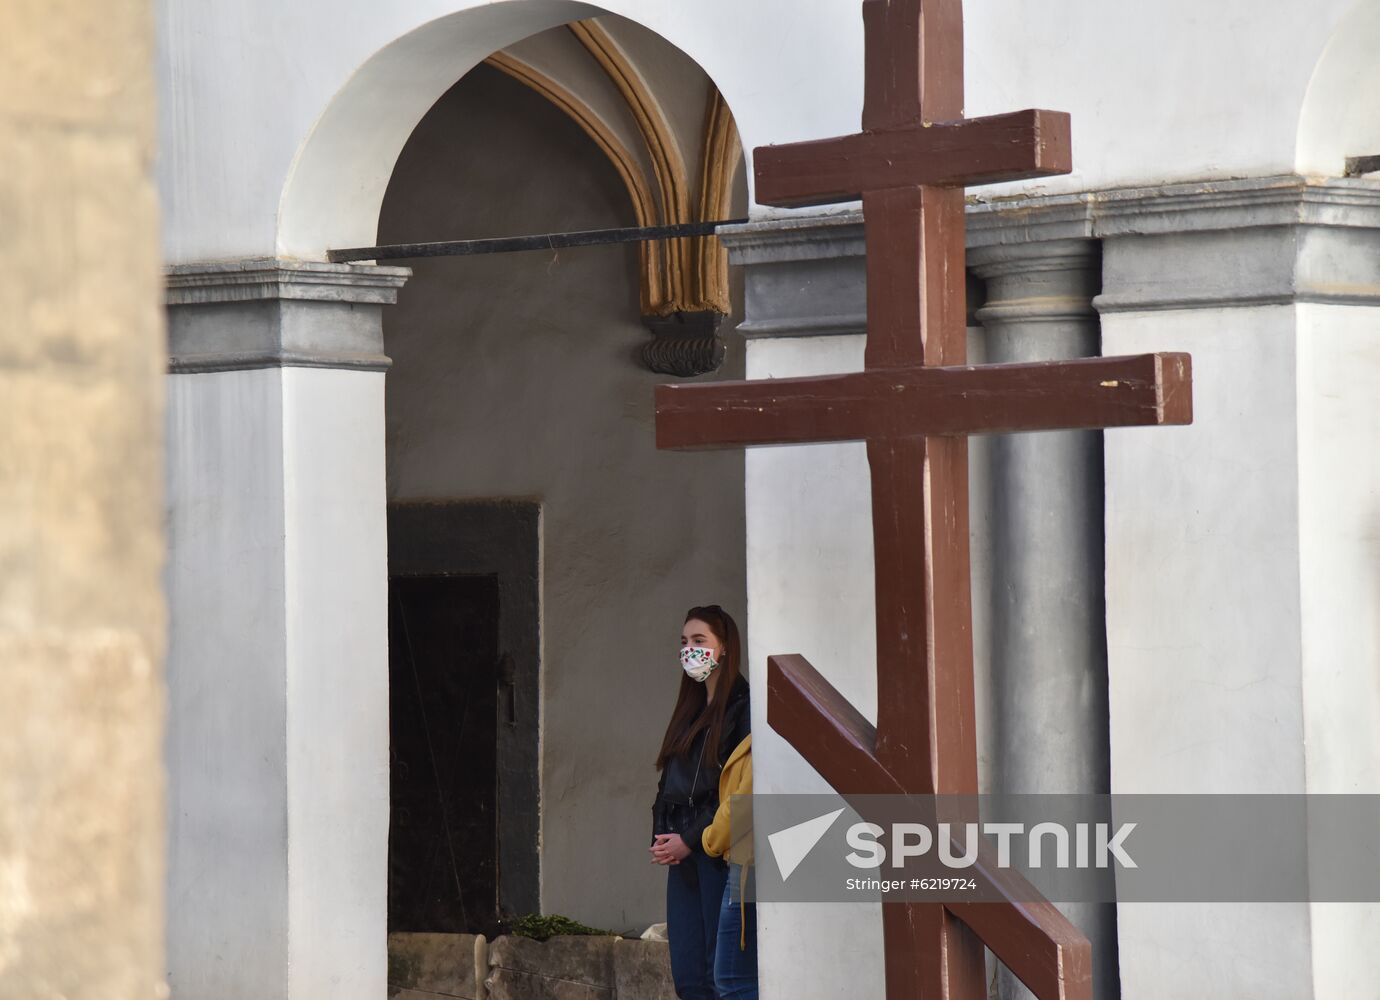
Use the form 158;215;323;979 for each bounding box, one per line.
654;0;1192;996
862;1;985;993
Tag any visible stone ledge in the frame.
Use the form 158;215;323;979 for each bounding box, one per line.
165;258;410;372
966;194;1096;247
717;211;865;265
1087;175;1380;235
968;174;1380;241
729;176;1380;255
724;176;1380;334
166;258;411;306
736;313;868;339
168;349;394;373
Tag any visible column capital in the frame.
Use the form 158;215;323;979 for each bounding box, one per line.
969;238;1101;331
966;237;1099;278
165;258;411;373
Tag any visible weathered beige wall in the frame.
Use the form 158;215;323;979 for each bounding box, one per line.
0;1;166;998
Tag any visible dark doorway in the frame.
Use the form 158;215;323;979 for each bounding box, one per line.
388;573;501;934
387;500;541;933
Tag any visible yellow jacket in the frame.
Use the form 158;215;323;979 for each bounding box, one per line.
701;734;752;866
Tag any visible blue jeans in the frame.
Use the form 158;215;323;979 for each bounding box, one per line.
666;851;728;999
714;862;758;999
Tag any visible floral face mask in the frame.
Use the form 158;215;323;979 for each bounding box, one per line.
680;645;719;682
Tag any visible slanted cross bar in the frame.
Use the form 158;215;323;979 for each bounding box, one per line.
654;1;1192;997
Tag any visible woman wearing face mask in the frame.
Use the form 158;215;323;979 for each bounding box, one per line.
650;605;750;1000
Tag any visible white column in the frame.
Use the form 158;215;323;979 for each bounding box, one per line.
164;260;408;1000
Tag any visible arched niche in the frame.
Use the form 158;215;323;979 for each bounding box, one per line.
373;22;750;933
1297;0;1380;176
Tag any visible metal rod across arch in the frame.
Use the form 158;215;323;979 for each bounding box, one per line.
326;218;749;263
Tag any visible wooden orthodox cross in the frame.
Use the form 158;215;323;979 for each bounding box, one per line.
655;0;1192;997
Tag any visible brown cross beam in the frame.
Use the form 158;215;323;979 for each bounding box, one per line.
654;0;1193;997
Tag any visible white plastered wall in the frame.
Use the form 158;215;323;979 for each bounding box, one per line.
154;0;1380;996
1103;301;1380;998
154;0;1365;264
1102;306;1312;999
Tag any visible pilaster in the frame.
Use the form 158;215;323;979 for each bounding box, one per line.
164;259;408;1000
1007;174;1380;1000
967;232;1117;1000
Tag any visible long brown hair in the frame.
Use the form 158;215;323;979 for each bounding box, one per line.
655;605;744;770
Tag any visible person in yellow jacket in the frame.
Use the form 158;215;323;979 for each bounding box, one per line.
701;733;757;999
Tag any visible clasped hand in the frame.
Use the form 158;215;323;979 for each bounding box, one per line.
649;832;691;865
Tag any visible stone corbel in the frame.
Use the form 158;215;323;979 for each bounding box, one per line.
636;84;741;377
569;21;741;377
639;310;726;377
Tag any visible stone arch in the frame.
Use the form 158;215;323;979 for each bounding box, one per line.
373;39;750;935
1296;0;1380;176
278;1;745;287
278;1;598;258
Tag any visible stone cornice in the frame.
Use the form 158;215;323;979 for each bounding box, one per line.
165;259;411;373
966;194;1095;247
722;176;1380;334
167;350;396;374
1087;175;1380;235
165;258;411;307
967;174;1380;241
717;212;865;265
725;176;1380;258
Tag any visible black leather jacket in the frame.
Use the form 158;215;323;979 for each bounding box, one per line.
652;675;751;856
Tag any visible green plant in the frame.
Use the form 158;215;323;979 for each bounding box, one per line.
509;913;618;942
